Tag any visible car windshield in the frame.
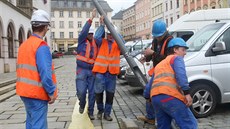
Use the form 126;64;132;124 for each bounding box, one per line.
187;23;225;52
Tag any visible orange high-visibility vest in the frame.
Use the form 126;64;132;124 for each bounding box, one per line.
150;55;186;103
16;36;58;101
76;40;98;64
148;36;172;76
92;39;120;75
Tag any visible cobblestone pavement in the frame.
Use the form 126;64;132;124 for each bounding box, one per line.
0;56;230;129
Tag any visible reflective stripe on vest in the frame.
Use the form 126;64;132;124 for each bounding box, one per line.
76;40;97;64
16;36;58;101
16;64;56;85
151;55;186;103
92;39;120;74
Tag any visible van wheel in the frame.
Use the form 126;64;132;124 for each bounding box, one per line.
189;84;217;118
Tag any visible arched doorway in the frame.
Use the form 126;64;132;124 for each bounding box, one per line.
27;30;31;39
7;23;15;58
18;27;25;46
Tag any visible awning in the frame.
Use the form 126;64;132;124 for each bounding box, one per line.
69;43;78;48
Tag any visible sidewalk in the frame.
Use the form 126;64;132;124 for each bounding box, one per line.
0;72;16;83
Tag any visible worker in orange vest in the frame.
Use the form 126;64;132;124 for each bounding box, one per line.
93;17;120;121
16;10;58;129
147;38;197;129
138;20;173;124
76;9;98;120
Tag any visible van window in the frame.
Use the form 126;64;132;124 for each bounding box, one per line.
215;27;230;54
177;31;194;41
187;23;225;52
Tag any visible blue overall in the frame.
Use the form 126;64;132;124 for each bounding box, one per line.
94;72;117;116
20;34;55;129
143;76;155;120
76;20;96;115
148;56;197;129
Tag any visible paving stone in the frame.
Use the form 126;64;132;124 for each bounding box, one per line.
57;116;71;122
121;118;138;129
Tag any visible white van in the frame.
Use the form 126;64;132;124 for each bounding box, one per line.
186;22;230;118
169;8;230;41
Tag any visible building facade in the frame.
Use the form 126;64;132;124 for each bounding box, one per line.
135;0;151;40
151;0;164;23
51;0;113;52
0;0;50;73
112;10;123;36
163;0;181;27
183;0;230;14
123;5;136;41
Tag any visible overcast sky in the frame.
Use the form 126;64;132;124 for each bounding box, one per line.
105;0;136;15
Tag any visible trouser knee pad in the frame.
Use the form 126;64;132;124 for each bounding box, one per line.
106;91;114;105
95;93;103;104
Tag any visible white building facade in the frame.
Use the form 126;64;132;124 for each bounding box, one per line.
0;0;50;73
163;0;181;27
51;0;113;52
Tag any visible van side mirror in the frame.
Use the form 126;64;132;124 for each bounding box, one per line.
212;41;226;52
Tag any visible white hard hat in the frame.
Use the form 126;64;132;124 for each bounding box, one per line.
31;9;50;26
89;27;94;34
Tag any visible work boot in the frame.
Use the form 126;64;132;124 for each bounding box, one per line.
88;114;95;120
79;107;84;114
97;111;103;120
104;114;113;121
137;116;155;125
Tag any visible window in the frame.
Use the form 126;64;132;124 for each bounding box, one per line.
58;44;64;52
166;19;168;27
86;12;90;18
170;1;172;9
59;21;64;28
184;0;187;5
177;15;180;19
69;11;73;17
95;21;99;28
78;21;82;28
60;32;64;38
215;28;230;53
69;32;73;38
176;0;179;8
69;21;73;28
51;32;55;38
51;12;54;17
170;17;173;24
59;11;63;17
77;11;82;17
51;21;55;28
166;3;168;11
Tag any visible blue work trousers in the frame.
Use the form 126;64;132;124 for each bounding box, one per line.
146;100;155;120
76;67;95;115
20;97;48;129
94;72;116;116
152;94;197;129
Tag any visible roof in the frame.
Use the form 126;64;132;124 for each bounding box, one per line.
51;0;113;12
112;10;123;20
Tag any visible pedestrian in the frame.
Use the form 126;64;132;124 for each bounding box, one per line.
16;9;58;129
138;19;173;124
76;9;98;120
150;37;197;129
93;17;120;121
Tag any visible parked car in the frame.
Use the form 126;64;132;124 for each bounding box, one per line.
118;39;152;79
168;8;230;42
125;22;230;118
185;22;230;118
52;51;64;58
125;53;152;86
